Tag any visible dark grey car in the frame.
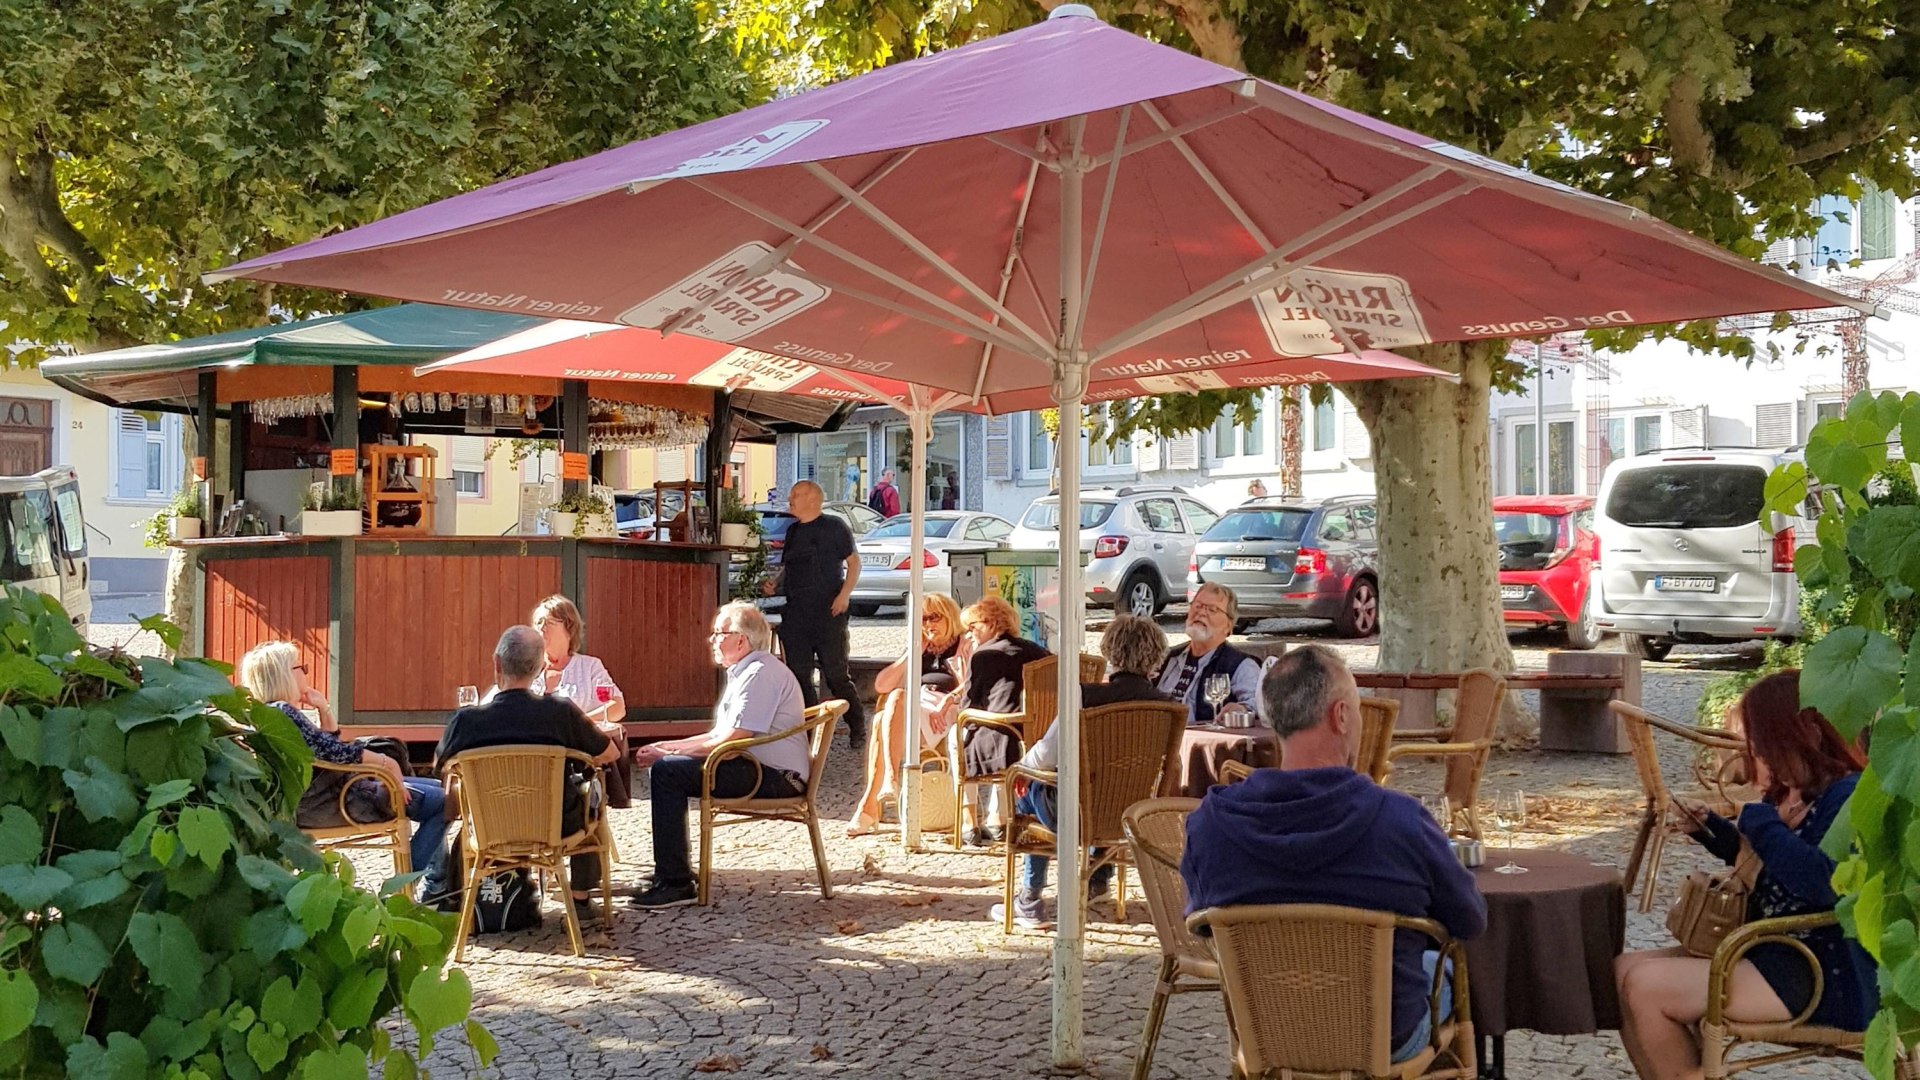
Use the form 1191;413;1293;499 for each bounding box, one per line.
1186;495;1380;637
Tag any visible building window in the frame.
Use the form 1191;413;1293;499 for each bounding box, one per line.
1513;419;1577;495
883;419;964;511
1211;393;1268;460
1862;186;1898;261
1022;409;1133;477
1026;412;1052;475
114;409;178;500
1086;405;1134;470
798;431;870;505
1312;397;1335;451
453;468;484;496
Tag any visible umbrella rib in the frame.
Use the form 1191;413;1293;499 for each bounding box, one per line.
801;163;1054;354
690;179;1053;363
975;143;1049;401
1075;106;1132;348
661;151;917;338
1139;100;1271;246
1091;96;1257;169
1100;181;1477;360
1087;165;1453;362
985;132;1061;171
775;262;1050;364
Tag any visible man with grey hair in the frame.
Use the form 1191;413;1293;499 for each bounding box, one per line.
1156;581;1259;725
1182;644;1485;1063
631;601;811;909
434;625;622;919
768;479;867;748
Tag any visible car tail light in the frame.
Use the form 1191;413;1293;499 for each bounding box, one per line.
1093;536;1129;559
1188;555;1198;574
1771;527;1795;573
1294;548;1328;576
893;550;940;570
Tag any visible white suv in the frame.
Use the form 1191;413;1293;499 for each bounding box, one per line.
1009;487;1221;616
1591;450;1805;661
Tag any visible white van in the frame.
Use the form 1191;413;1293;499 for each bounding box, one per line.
1;466;92;634
1591;450;1803;661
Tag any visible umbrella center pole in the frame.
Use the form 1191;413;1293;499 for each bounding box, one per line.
901;397;934;852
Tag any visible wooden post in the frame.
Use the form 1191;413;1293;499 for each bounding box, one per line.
331;366;358;507
704;389;733;544
561;379;589;500
228;402;249;501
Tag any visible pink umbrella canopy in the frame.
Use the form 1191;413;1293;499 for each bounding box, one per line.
418;319;1453;412
211;12;1861;400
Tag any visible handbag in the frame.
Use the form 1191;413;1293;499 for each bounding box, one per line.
1666;801;1807;957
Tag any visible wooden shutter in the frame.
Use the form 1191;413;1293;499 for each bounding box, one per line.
1164;432;1200;470
114;411;149;498
983;415;1013;480
1669;407;1703;447
1754;403;1796;448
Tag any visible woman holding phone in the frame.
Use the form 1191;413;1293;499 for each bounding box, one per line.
1614;670;1873;1080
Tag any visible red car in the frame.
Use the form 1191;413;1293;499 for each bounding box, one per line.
1494;495;1602;649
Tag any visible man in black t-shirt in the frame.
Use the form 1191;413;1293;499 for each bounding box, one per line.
768;480;868;747
435;625;621;914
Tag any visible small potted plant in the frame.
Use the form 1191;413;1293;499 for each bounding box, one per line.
298;480;364;536
718;487;756;548
142;486;204;546
547;490;613;538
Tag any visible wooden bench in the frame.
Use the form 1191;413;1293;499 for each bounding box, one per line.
1355;652;1640;753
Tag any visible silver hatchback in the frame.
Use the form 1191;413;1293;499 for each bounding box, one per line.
1008;486;1222;616
1188;495;1380;636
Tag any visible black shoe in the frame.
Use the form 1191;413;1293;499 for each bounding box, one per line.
571;898;600;924
1088;874;1113;901
630;881;698;909
963;825;1007;848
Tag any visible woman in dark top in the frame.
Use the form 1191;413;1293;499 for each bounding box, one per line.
950;595;1053;778
1615;670;1874;1080
848;592;965;836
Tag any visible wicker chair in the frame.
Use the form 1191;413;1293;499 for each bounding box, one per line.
303;760;411;879
1358;696;1400;784
998;700;1187;931
1123;797;1220;1080
1610;700;1748;913
1700;911;1917;1079
444;745;617;962
698;700;845;906
1218;759;1255;785
1190;903;1477;1080
939;653;1104;847
1386;670;1506;840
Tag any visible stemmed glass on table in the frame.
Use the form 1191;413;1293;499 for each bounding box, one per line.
1489;790;1528;874
456;685;480;709
1203;674;1233;726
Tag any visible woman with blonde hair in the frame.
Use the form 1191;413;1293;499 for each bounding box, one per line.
847;592;965;836
237;641;449;887
531;595;633;805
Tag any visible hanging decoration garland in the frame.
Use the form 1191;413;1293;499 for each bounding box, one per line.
252;392;706;449
250;394;334;423
589;400;708;451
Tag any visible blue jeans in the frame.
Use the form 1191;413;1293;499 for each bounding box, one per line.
1393;950;1454;1063
1015;784;1112;898
402;777;450;885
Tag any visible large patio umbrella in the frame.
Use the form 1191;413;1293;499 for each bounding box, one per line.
211;6;1866;1064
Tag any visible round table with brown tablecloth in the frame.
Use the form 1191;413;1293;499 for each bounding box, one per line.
1175;725;1281;797
1467;847;1625;1074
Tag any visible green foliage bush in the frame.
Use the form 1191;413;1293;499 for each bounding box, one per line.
1768;392;1920;1076
0;586;490;1078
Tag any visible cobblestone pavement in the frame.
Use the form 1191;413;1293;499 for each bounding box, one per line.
93;606;1864;1078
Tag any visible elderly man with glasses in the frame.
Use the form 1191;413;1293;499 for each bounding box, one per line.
1156;582;1260;726
630;601;811;909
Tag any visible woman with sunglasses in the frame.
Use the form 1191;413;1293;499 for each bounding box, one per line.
847;592;966;836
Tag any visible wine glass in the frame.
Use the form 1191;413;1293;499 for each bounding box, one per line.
1203;674;1233;724
1422;795;1451;831
1489;791;1528;875
455;685;479;709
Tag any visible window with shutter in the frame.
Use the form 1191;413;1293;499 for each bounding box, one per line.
1164;432;1200;470
1669;407;1703;447
983;416;1013;480
1754;403;1796;447
1861;186;1897;261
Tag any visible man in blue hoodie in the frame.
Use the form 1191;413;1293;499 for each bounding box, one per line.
1182;644;1486;1062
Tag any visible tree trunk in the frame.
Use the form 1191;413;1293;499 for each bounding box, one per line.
1345;341;1526;735
1279;388;1303;497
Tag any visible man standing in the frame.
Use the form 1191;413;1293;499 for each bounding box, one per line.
1182;645;1485;1064
1156;582;1260;725
632;602;812;909
435;626;622;919
769;480;868;747
867;468;901;518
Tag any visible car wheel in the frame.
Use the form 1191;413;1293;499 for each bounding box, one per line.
1120;571;1160;618
848;602;881;618
1629;634;1674;662
1563;594;1603;650
1333;577;1379;638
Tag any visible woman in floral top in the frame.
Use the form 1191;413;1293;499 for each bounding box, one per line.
1615;670;1874;1079
239;642;449;886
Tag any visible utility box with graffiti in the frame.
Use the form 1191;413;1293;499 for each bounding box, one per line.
948;549;1084;650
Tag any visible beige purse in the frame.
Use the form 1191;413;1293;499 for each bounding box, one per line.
1666;801;1806;958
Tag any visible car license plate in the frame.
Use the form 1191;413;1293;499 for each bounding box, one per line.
1656;575;1718;593
1221;556;1266;571
860;554;893;568
1500;585;1528;601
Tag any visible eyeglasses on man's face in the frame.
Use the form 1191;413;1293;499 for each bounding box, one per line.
708;628;741;640
292;663;309;674
1189;601;1229;619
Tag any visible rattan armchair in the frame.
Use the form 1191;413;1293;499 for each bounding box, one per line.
939;653;1104;848
1358;696;1400;784
1218;759;1255;785
1610;700;1749;913
1122;797;1220;1080
1387;670;1505;840
304;760;411;878
1190;903;1477;1080
997;700;1187;931
1701;911;1914;1079
444;745;617;961
698;700;845;906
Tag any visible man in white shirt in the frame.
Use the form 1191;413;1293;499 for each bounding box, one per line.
1155;582;1261;725
632;601;810;909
